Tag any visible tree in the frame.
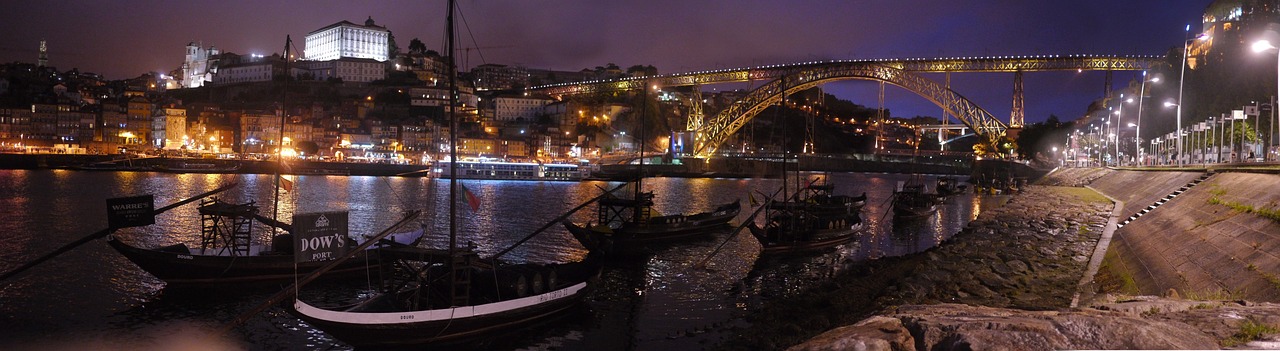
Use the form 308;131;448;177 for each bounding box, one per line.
409;38;427;55
387;31;400;60
626;65;658;76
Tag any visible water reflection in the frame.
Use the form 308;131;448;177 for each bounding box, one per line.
0;170;1006;350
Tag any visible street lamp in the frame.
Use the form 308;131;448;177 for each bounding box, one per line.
1254;39;1279;161
1176;27;1211;166
1136;73;1158;165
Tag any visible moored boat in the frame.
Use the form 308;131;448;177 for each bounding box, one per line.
892;182;940;218
749;210;863;256
562;189;741;255
106;198;424;285
292;247;598;347
152;161;241;173
433;158;588;181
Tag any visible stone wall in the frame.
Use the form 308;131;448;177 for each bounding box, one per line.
1096;171;1280;301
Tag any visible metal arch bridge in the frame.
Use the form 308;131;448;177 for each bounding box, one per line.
527;55;1163;158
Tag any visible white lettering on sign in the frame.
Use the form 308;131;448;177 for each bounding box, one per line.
299;234;348;252
110;203;148;210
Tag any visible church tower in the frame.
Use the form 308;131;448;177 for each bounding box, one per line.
38;40;48;67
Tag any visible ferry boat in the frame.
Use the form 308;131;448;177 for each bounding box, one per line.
433;158;588;181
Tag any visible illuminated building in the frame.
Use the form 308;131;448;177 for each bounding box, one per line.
304;17;390;62
181;42;220;88
1188;0;1280;69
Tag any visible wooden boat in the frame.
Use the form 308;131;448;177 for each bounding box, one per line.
292;247;597;347
936;176;964;196
106;198;423;285
892;182;940;218
768;184;866;217
290;6;600;346
152;161;241;173
749;209;863;256
562;190;741;255
73;160;150;172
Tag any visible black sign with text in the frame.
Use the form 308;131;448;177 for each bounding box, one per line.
106;195;155;229
293;211;349;263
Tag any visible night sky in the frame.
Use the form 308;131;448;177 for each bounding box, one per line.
0;0;1204;124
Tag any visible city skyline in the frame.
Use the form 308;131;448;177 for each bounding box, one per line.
1;1;1202;124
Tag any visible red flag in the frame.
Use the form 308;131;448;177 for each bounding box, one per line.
461;184;480;211
277;175;293;192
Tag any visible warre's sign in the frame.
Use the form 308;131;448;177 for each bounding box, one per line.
106;195;155;229
293;211;349;263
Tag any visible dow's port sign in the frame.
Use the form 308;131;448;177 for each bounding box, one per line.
293;211;349;263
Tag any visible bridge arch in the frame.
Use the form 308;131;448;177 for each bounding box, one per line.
693;63;1006;158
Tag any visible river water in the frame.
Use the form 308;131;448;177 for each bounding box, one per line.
0;170;1006;350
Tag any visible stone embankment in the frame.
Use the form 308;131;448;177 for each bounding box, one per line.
792;298;1280;350
872;186;1111;310
789;167;1280;350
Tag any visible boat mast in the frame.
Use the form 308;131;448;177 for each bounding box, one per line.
272;35;291;233
635;79;647;214
447;0;459;262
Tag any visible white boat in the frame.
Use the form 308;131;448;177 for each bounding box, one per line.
433;158;588;181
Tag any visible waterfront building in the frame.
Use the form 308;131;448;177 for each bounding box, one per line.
100;103;127;145
239;111;283;153
152;107;187;149
399;124;432;151
0;107;32;141
125;97;153;147
304;17;390;62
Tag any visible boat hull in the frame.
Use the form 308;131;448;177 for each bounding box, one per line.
107;231;421;285
293;282;588;347
750;221;862;256
563;200;740;255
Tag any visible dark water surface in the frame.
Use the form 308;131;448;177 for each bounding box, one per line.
0;170;1006;350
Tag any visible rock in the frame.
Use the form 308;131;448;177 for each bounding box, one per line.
1007;260;1029;273
796;304;1220;351
787;316;914;351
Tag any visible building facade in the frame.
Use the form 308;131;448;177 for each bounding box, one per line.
304;17;390;62
181;42;220;88
493;95;553;122
305;57;386;83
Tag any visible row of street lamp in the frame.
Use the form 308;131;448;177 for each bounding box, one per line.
1073;26;1280;167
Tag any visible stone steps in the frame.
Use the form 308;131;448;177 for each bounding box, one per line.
1117;171;1213;229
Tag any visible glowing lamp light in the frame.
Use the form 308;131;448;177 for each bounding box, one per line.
1253;40;1276;53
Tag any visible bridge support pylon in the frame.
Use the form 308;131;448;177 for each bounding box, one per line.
1007;70;1025;141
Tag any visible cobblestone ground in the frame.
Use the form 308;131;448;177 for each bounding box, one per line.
875;185;1112;310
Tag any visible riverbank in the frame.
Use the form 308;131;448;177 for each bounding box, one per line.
778;168;1280;350
718;185;1110;349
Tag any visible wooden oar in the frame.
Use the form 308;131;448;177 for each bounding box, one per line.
491;182;630;260
0;182;238;283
